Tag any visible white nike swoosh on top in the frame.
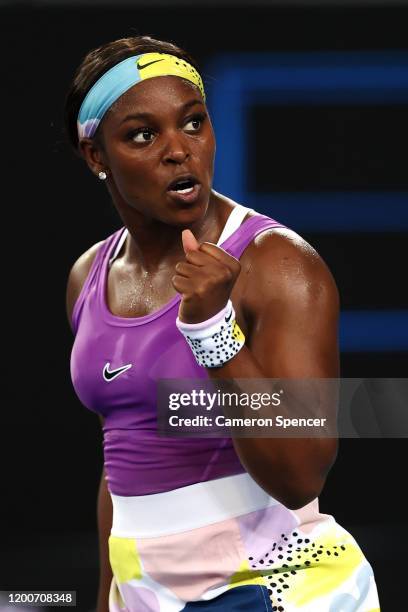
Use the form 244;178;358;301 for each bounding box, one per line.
103;362;132;382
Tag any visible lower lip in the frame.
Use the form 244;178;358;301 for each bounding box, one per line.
167;183;201;205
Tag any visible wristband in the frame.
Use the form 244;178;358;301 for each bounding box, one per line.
176;300;245;368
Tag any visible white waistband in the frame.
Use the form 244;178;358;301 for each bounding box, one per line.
110;472;279;538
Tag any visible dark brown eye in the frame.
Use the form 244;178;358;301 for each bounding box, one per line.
184;114;205;132
131;128;155;143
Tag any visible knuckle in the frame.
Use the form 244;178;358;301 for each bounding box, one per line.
223;266;233;282
199;241;211;252
195;285;207;299
232;258;241;273
186;251;200;264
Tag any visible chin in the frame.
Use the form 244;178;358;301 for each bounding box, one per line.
168;194;209;225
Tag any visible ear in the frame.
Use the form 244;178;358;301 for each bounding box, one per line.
78;137;109;178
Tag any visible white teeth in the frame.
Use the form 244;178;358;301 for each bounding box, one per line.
176;187;194;194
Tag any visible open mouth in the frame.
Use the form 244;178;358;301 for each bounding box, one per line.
166;175;201;204
167;176;198;194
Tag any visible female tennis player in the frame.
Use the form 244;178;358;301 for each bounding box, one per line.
65;35;380;612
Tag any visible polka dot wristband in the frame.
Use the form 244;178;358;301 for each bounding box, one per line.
176;300;245;368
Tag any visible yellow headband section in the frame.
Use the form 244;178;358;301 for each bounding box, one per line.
137;52;206;101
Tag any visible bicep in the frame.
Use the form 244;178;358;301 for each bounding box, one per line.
245;238;340;468
247;239;339;379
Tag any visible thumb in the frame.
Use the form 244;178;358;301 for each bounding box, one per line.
182;229;200;253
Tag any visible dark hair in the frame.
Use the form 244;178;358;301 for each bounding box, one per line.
63;35;200;155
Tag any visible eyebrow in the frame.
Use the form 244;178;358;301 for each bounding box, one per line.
119;99;205;125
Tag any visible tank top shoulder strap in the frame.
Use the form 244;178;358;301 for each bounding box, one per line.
71;228;123;334
220;210;286;259
216;204;252;245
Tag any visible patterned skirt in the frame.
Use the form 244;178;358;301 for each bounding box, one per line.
108;473;380;611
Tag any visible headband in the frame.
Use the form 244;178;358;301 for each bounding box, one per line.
77;52;205;140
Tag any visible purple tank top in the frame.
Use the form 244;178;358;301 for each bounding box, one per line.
70;213;284;496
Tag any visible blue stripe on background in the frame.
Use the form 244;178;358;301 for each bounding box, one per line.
207;53;408;354
340;311;408;352
206;51;408;229
206;51;408;101
250;192;408;232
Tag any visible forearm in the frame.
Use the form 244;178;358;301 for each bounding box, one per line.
96;467;113;612
206;345;338;509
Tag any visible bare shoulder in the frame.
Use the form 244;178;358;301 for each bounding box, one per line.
240;226;339;310
66;240;105;331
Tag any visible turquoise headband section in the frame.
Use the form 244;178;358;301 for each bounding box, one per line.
77;53;205;140
78;56;144;139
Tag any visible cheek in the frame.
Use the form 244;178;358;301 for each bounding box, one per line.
195;133;216;168
205;120;216;153
206;129;216;163
113;160;145;186
108;149;158;187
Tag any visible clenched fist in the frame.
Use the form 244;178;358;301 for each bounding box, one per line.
172;229;241;324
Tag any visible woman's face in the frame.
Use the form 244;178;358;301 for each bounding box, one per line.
94;75;216;226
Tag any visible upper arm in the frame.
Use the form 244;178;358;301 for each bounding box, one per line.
241;229;340;472
243;228;340;378
66;241;104;332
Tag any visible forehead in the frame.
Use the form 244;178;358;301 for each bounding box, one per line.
105;76;204;123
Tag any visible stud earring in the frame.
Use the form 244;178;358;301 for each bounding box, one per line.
98;171;107;181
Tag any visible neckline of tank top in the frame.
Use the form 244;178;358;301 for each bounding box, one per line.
108;203;253;267
100;206;266;327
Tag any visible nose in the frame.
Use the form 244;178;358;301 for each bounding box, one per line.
162;131;190;165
